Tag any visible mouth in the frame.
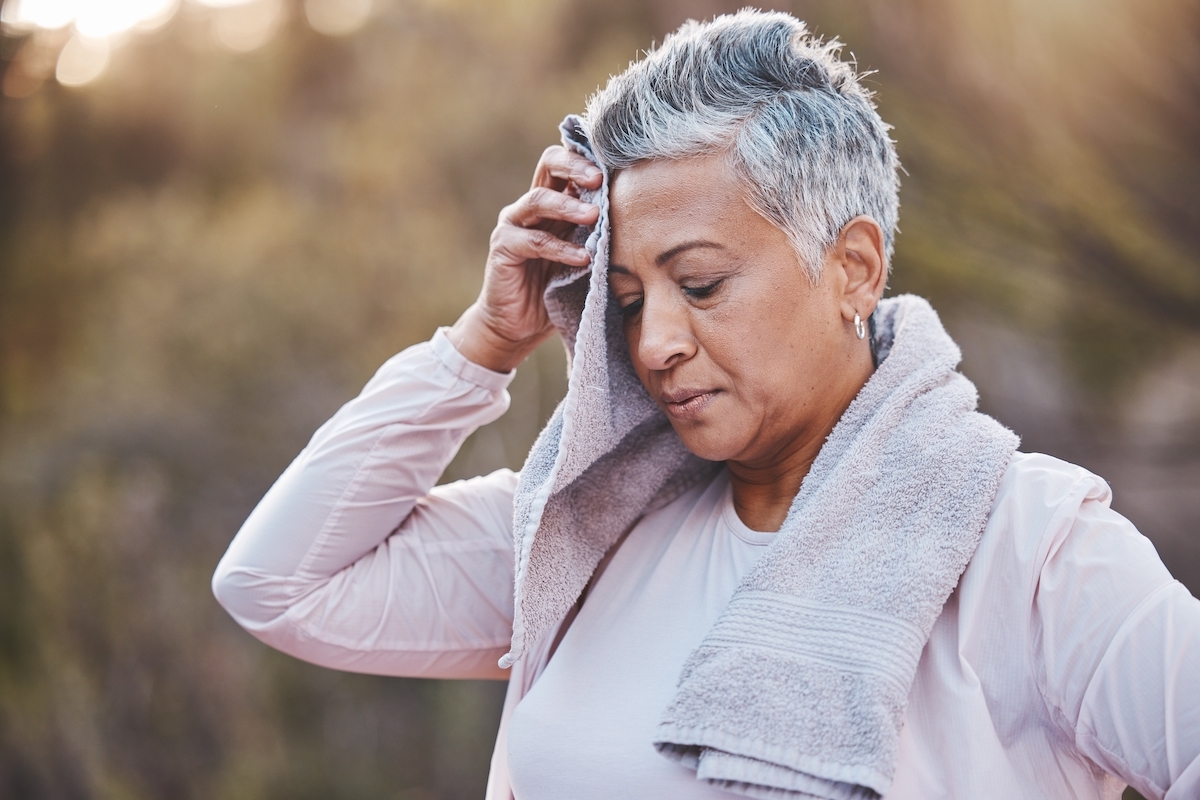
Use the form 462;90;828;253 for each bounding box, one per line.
660;388;719;420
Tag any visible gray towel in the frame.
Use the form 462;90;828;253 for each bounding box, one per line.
497;116;714;671
500;115;1019;800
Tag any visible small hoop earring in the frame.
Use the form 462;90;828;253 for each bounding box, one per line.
854;312;866;340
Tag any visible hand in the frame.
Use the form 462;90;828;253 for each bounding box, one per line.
447;145;603;373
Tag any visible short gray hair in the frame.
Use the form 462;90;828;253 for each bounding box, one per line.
585;9;900;280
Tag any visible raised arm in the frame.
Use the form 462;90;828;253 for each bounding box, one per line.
212;145;602;681
212;331;522;679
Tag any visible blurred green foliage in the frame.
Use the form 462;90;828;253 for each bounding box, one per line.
0;0;1196;797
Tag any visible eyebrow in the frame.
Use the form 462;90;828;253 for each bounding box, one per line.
609;240;726;274
655;240;725;266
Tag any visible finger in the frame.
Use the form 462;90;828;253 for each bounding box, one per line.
491;225;592;267
492;225;592;267
533;145;603;191
501;186;599;228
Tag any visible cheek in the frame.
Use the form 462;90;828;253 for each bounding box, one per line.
698;294;785;380
705;293;825;405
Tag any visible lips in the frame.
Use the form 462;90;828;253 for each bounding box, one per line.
660;388;719;420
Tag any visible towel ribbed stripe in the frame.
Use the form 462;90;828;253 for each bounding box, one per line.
702;591;926;698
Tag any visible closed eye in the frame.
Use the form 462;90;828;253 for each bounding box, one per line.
682;279;723;300
619;296;643;316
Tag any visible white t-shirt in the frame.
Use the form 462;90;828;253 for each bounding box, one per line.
508;470;773;799
212;330;1200;800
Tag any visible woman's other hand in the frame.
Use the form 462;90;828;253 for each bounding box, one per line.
447;145;602;373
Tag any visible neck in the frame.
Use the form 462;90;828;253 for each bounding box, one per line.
727;445;822;533
728;347;875;533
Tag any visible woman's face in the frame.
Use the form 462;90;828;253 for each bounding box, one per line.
608;155;874;469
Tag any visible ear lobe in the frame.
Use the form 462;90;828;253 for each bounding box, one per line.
836;215;887;319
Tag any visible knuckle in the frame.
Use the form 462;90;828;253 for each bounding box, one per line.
490;225;519;253
497;201;519;224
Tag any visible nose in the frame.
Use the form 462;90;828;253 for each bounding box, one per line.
633;292;697;372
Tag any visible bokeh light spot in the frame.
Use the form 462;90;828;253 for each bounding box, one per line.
194;0;254;9
212;0;281;52
303;0;370;37
55;31;109;85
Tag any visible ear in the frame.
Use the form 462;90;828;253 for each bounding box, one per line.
828;215;887;324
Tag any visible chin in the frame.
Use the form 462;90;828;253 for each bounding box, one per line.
670;424;741;463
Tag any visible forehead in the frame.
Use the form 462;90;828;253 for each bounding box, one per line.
607;155;780;267
609;155;743;225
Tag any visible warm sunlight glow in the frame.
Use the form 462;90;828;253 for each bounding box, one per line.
2;0;177;35
74;0;176;37
0;0;373;95
2;0;78;30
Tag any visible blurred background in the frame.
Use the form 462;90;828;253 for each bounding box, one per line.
0;0;1197;797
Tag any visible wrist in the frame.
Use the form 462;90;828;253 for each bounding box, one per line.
446;305;541;373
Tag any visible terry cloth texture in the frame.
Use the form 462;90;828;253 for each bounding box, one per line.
500;115;1020;800
497;115;715;671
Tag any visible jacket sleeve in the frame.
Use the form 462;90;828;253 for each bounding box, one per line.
212;328;520;680
1031;481;1200;800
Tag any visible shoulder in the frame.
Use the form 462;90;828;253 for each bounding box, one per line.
967;451;1174;642
993;451;1112;523
975;452;1114;572
965;451;1173;622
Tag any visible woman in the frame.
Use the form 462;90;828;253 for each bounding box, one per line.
213;10;1200;800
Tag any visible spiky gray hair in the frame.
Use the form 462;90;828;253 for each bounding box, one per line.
585;9;900;280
